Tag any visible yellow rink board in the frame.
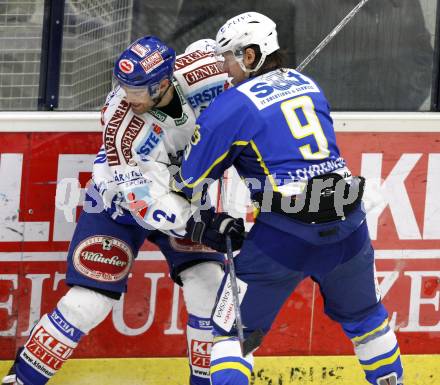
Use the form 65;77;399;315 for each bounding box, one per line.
1;355;439;385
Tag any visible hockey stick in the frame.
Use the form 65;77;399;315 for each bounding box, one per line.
296;0;371;72
219;175;264;356
218;175;246;352
225;234;245;347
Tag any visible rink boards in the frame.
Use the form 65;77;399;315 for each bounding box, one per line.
0;356;439;384
0;112;440;383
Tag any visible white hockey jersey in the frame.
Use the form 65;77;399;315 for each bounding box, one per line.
92;49;229;237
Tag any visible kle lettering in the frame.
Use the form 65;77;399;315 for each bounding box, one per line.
26;326;73;369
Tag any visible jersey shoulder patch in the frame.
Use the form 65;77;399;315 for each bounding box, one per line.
237;69;321;110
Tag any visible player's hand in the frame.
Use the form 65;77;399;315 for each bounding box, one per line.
185;210;245;252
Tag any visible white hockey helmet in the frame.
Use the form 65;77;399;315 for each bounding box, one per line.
216;12;279;73
184;38;217;54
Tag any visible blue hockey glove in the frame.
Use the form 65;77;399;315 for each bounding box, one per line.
185;209;245;252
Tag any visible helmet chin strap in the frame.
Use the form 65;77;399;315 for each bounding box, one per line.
151;82;173;108
237;53;267;77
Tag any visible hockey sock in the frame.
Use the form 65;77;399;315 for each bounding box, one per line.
180;262;223;385
186;315;214;385
15;308;84;385
210;336;254;385
12;286;116;385
342;306;403;385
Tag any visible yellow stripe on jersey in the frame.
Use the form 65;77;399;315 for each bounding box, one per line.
177;141;249;189
249;140;279;193
233;141;249;146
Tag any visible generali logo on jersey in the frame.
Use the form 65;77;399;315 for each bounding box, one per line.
105;99;130;166
73;236;133;282
121;115;145;163
175;50;212;71
182;63;222;85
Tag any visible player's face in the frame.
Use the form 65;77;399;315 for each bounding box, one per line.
121;87;156;114
221;51;246;85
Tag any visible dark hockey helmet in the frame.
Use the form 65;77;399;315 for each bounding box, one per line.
114;36;176;97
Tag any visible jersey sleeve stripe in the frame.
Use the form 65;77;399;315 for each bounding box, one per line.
177;141;249;189
249;140;280;193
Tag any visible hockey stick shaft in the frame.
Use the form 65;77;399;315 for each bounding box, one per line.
296;0;371;72
219;175;246;351
225;234;245;347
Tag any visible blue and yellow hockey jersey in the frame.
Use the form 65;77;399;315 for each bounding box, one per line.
175;68;350;200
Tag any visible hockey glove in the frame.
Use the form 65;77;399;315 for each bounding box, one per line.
185;209;245;253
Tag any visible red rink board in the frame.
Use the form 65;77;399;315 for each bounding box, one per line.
0;131;439;359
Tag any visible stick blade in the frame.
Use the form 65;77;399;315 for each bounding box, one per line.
242;329;265;356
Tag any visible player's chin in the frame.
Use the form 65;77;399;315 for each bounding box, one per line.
131;104;150;115
231;74;246;86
